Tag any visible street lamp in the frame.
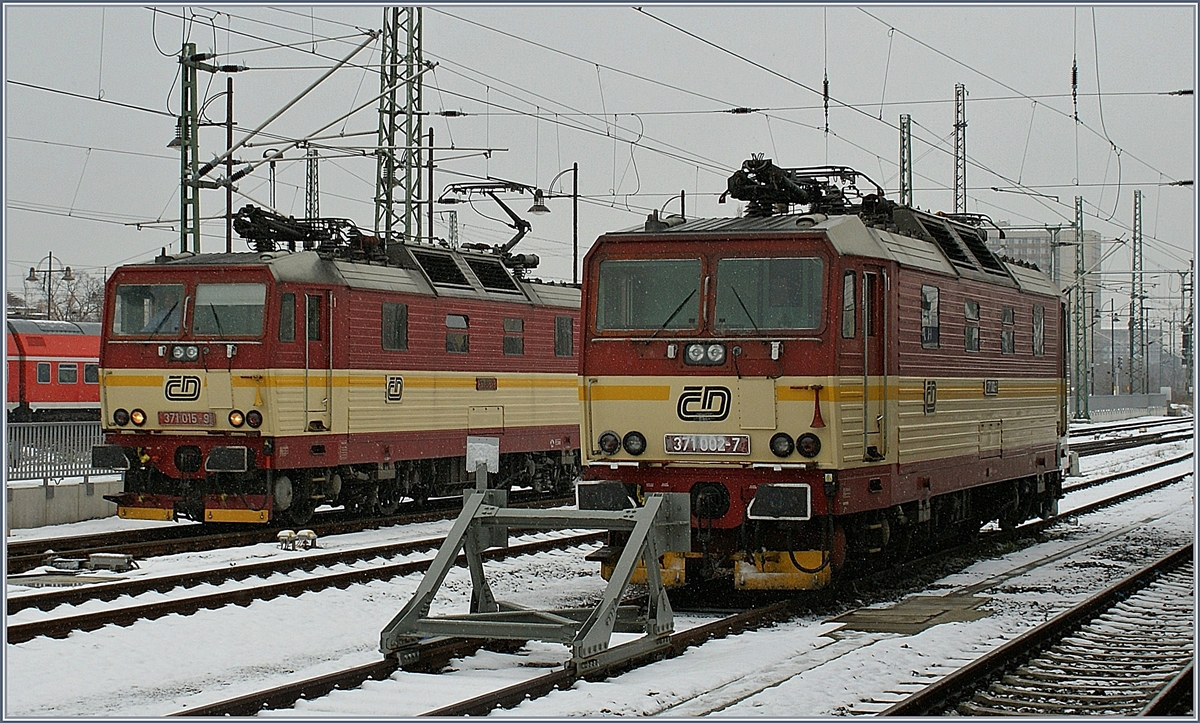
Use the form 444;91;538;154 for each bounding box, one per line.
528;163;579;285
25;251;75;320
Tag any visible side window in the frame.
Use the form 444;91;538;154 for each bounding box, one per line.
503;317;524;356
279;292;296;342
306;294;321;341
36;362;50;384
382;302;408;351
920;285;940;349
1033;305;1045;357
446;314;469;354
1001;306;1015;355
58;363;78;384
865;273;878;337
841;271;856;338
84;363;99;384
555;315;574;357
965;300;980;352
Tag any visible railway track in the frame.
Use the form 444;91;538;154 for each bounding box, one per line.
880;545;1194;716
1069;427;1193;456
1067;416;1191;439
5;489;573;574
154;459;1193;717
6;530;604;644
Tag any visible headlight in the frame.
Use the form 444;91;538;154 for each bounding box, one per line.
797;433;822;458
597;431;621;455
171;345;200;362
246;410;263;428
130;409;147;426
185;345;199;360
684;342;726;366
769;432;794;458
113;408;130;426
622;431;647;456
228;410;245;428
171;345;186;361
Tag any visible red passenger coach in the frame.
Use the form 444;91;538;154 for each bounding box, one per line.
93;207;580;524
578;159;1068;590
6;319;101;421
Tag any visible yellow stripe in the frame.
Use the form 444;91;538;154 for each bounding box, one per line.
104;375;163;387
586;385;672;401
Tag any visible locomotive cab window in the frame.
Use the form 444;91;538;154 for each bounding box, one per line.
36;362;50;384
965;300;981;352
383;302;408;351
841;271;856;338
58;363;78;384
1001;306;1015;355
279;292;296;342
920;285;940;348
595;258;701;332
112;283;184;336
715;257;822;331
192;283;266;337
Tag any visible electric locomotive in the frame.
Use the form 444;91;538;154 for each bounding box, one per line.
578;158;1068;590
93;207;580;525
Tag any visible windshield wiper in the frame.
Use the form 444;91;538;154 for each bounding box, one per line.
730;286;761;333
649;289;697;338
147;300;179;337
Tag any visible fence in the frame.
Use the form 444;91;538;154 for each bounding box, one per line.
6;421;107;481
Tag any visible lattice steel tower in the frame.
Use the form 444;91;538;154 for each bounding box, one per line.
899;114;913;206
953;84;967;214
1072;196;1089;419
305;147;319;220
374;7;423;246
1129;190;1147;393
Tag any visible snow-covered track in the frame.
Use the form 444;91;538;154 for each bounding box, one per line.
881;544;1194;716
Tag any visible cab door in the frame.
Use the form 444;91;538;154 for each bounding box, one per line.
304;291;332;432
861;267;888;461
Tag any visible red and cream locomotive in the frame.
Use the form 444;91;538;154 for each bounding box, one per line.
6;319;101;422
93;206;580;525
579;158;1068;590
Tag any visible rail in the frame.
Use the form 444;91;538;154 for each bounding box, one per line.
6;422;105;481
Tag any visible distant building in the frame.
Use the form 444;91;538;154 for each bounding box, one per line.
985;222;1101;297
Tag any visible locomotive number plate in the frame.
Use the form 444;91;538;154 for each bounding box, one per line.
158;411;215;427
664;434;750;455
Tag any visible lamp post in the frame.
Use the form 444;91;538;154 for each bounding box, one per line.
528;163;579;285
25;251;75;320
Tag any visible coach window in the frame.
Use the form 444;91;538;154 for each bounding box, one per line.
841;272;856;338
446;314;469;354
1033;305;1045;356
279;292;296;342
595;258;701;331
193;283;266;336
964;300;981;352
715;257;822;331
383;302;409;351
503;317;524;356
36;362;51;384
556;315;574;357
1001;306;1015;355
920;285;940;348
84;363;99;384
58;363;78;384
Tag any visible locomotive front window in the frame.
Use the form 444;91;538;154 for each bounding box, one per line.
595;259;701;331
192;283;266;337
112;283;185;336
715;257;822;331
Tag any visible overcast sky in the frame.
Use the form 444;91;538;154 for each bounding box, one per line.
4;4;1196;320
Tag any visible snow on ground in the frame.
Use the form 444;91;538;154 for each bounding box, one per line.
3;422;1194;717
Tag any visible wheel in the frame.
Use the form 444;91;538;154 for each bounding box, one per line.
376;478;402;516
284;476;316;526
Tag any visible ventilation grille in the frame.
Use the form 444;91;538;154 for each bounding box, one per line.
957;228;1010;275
919;218;973;267
465;258;519;292
412;250;470;286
